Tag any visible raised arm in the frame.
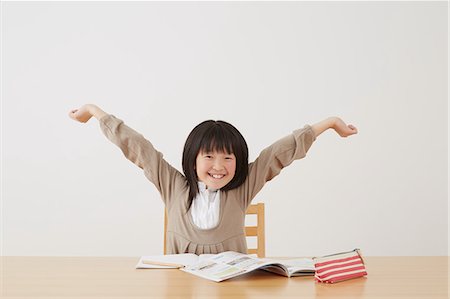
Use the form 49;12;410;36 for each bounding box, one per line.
311;117;358;138
239;116;357;208
68;104;186;206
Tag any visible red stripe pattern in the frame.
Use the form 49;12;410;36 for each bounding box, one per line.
313;249;367;283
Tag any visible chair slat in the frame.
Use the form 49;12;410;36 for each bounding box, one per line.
245;226;258;236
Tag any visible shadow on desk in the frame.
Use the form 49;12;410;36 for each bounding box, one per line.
314;277;367;298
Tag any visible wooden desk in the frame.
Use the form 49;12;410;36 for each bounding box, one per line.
1;256;448;299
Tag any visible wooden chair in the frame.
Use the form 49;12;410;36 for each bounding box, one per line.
163;203;266;257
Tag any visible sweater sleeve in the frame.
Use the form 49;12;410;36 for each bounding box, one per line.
243;125;316;208
99;114;186;205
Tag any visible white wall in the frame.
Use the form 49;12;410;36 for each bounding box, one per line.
2;1;448;256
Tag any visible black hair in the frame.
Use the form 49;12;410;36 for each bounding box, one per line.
182;120;249;210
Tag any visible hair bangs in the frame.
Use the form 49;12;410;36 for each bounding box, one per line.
199;125;234;155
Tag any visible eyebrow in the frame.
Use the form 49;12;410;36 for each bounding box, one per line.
200;151;234;156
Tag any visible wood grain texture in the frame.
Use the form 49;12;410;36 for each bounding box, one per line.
1;256;448;299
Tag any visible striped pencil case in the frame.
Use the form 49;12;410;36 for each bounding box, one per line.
313;249;367;283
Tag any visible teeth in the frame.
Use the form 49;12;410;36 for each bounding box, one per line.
211;174;224;179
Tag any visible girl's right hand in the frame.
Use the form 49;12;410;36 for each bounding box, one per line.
69;104;94;123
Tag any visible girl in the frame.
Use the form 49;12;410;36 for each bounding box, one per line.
69;104;357;255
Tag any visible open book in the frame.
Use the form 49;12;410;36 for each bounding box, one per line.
137;251;315;282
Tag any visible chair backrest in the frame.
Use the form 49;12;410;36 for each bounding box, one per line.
245;203;266;258
163;203;266;257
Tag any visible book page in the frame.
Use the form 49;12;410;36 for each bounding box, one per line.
180;251;275;282
261;258;315;277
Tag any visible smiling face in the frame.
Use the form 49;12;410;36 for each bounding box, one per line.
182;120;249;205
195;150;236;190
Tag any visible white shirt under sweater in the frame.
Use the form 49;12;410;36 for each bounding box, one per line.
190;182;221;229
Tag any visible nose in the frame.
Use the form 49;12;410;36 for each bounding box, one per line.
212;159;224;171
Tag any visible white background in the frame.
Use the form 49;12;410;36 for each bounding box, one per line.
2;1;448;256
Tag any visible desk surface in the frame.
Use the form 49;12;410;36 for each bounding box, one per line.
1;256;448;299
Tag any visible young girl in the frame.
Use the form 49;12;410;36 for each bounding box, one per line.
69;104;357;255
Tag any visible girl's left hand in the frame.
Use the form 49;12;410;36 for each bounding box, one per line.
332;117;358;137
69;105;94;123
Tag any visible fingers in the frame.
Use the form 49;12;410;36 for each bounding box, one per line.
348;124;358;134
338;125;358;137
334;122;358;138
68;109;77;119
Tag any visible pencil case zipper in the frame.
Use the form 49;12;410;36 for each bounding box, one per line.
313;248;365;264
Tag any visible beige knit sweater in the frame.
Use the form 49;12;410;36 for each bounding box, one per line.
100;115;315;254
